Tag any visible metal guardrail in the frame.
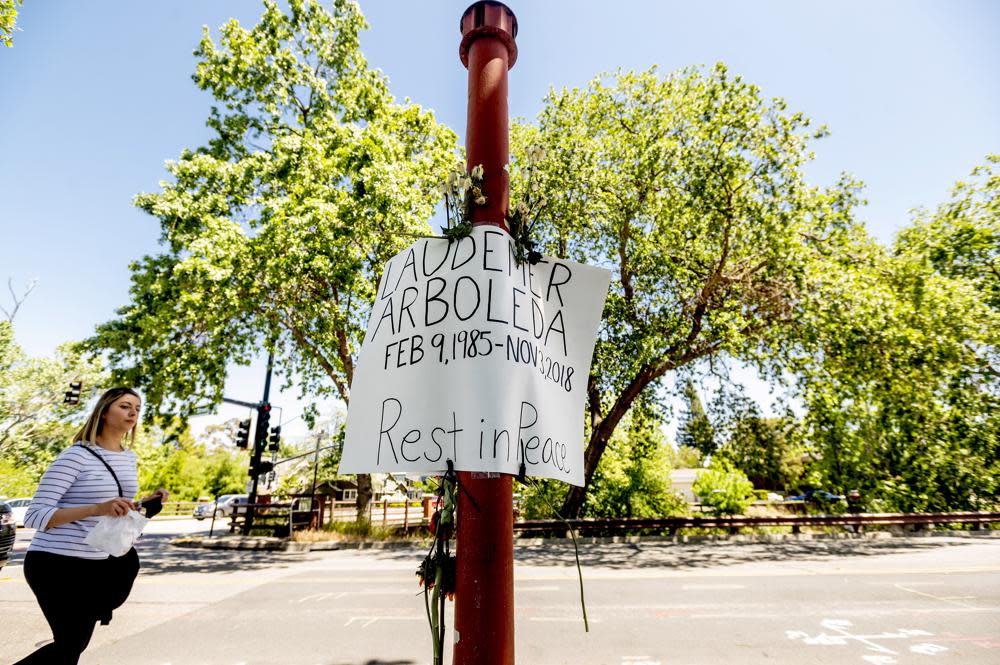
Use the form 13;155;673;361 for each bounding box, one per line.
220;505;1000;538
512;511;1000;535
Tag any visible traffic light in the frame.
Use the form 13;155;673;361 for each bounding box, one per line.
235;419;251;449
64;381;82;405
255;403;271;444
248;460;274;477
268;425;281;452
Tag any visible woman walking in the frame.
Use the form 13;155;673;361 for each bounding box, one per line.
14;387;169;665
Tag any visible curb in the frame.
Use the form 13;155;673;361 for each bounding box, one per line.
171;528;999;552
171;536;430;552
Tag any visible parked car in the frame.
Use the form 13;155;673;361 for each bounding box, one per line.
0;501;16;571
785;489;846;504
3;497;32;527
193;494;248;520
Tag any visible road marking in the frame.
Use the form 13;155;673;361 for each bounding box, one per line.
294;589;414;603
894;583;980;609
296;592;334;603
343;615;422;628
787;618;948;664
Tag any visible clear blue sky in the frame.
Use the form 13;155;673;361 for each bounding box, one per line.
1;1;997;437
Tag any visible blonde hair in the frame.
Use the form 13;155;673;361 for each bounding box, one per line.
73;387;142;446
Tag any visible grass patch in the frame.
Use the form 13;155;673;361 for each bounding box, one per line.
291;520;429;543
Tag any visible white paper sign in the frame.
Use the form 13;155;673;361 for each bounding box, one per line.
339;226;611;486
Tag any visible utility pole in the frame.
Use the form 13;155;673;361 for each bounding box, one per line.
454;3;518;664
310;431;322;528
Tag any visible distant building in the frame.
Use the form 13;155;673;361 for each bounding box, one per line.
670;468;700;503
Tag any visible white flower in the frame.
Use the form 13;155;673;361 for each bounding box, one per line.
527;144;546;164
471;164;484;179
459;176;472;191
436;181;450;195
503;163;510;173
475;195;487;205
516;201;529;216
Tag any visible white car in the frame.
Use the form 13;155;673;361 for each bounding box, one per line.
4;498;32;527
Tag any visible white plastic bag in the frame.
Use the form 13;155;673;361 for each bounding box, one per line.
84;510;150;557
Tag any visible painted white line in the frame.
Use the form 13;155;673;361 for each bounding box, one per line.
894;583;980;609
296;592;334;603
343;615;423;627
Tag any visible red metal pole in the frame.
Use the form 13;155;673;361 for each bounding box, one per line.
454;3;518;664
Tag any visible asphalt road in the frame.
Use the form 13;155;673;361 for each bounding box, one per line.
2;520;998;665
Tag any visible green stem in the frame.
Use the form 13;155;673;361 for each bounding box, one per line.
530;478;589;632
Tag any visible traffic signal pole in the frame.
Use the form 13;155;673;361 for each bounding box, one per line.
454;4;518;664
244;350;274;535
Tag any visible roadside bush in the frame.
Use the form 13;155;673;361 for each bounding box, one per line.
693;462;755;516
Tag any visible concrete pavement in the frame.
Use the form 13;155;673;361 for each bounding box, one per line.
2;520;998;664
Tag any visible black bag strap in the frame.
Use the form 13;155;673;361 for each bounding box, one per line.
76;443;124;498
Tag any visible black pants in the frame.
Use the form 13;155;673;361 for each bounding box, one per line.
14;548;140;665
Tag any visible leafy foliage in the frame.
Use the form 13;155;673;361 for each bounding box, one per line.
0;321;107;490
510;63;864;516
715;414;805;492
692;460;755;516
896;155;999;310
677;380;716;457
133;429;247;501
0;0;21;47
520;404;686;519
783;159;1000;511
666;444;703;470
83;0;459;517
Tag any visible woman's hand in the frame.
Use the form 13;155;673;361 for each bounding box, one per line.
95;497;137;517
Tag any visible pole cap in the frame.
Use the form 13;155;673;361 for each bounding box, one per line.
459;1;518;69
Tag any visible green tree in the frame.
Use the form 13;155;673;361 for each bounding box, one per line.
581;404;686;518
896;154;999;310
716;414;805;492
84;0;458;520
785;160;999;511
0;321;107;481
132;428;250;501
0;0;21;47
509;64;864;517
667;444;703;470
677;380;716;457
203;452;247;497
692;459;755;516
520;406;686;520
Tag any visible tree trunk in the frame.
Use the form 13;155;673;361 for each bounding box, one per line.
560;366;663;518
355;472;373;524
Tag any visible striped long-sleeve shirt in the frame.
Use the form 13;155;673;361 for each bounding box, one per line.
24;442;139;559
